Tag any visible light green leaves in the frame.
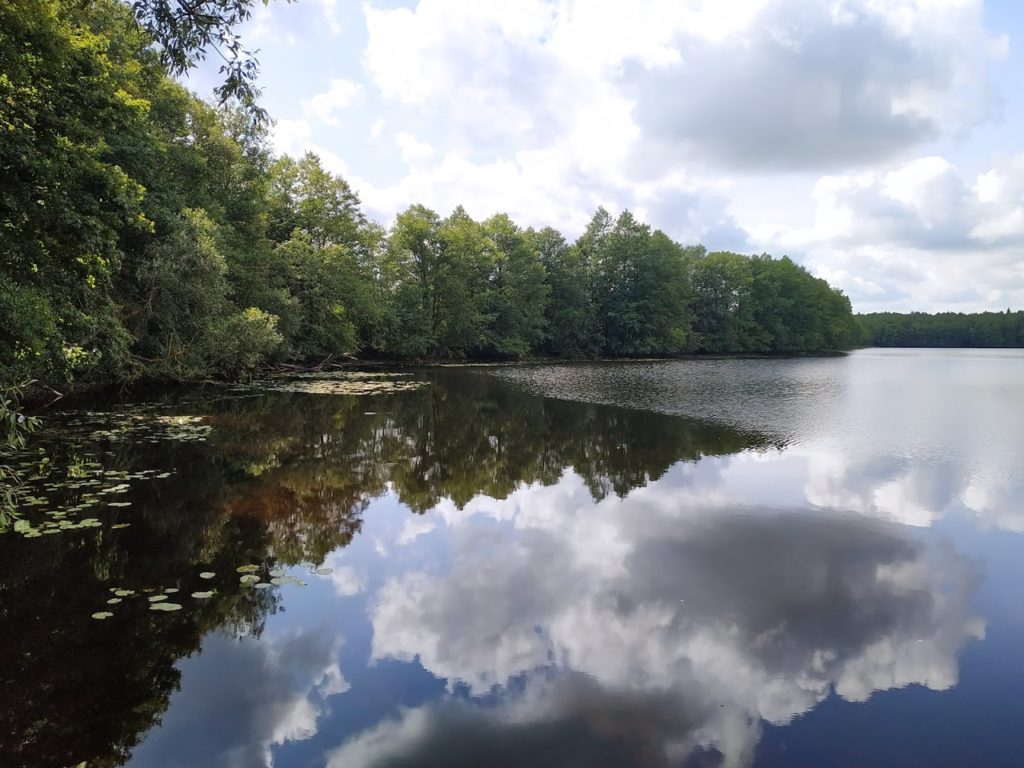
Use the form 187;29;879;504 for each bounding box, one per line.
150;602;182;612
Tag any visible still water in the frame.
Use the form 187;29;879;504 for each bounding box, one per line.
2;349;1023;767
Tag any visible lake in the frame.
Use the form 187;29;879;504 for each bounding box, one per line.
2;348;1023;767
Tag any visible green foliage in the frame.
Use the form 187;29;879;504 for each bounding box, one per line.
482;214;549;357
0;382;40;528
590;211;692;355
860;311;1024;347
272;233;359;357
207;307;284;376
128;0;288;126
747;255;861;353
0;0;149;381
534;229;600;357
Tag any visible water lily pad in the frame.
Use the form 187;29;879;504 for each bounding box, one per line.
239;574;260;585
254;582;272;589
269;568;285;578
109;503;132;509
191;591;214;599
114;589;135;597
271;576;306;587
164;588;179;594
107;598;122;605
92;611;114;620
199;572;216;579
236;564;260;574
298;561;315;569
111;522;131;528
150;602;182;612
148;595;168;602
315;567;334;576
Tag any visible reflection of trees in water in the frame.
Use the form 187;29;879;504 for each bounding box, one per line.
0;371;767;767
214;370;770;561
0;440;281;768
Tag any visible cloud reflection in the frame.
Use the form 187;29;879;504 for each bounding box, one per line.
130;630;348;768
343;474;983;767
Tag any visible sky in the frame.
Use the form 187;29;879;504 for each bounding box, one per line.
187;0;1024;313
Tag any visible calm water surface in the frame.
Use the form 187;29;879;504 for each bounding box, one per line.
2;349;1023;767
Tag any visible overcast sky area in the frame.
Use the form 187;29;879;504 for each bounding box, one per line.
188;0;1024;313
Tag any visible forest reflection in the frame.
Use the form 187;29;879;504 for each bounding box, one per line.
0;370;768;767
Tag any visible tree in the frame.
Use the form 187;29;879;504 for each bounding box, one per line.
131;208;282;378
0;0;150;381
687;251;756;353
128;0;290;126
533;229;599;357
482;215;549;357
0;383;39;530
588;211;692;355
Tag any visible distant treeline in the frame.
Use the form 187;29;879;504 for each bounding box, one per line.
859;311;1024;348
0;0;860;387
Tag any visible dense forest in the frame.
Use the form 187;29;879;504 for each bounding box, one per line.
859;311;1024;348
0;0;863;390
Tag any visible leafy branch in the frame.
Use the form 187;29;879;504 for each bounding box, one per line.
0;382;41;531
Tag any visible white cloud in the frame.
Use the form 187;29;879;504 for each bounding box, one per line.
394;132;436;167
315;0;343;36
757;152;1024;310
270;118;312;157
302;78;362;126
369;118;385;141
322;552;368;596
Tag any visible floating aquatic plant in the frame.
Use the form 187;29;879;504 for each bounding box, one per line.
150;602;182;612
244;372;427;397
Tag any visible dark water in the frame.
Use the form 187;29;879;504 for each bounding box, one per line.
2;349;1023;767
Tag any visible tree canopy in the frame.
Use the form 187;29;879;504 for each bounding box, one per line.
859;311;1024;348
